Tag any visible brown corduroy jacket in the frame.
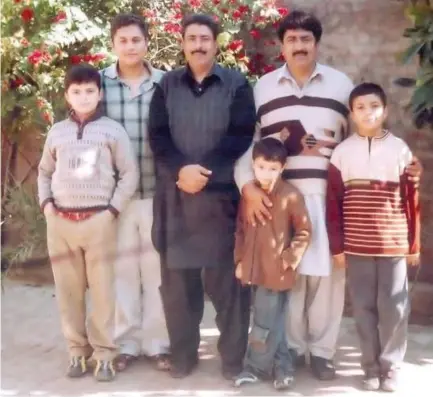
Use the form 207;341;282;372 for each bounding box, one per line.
234;178;312;291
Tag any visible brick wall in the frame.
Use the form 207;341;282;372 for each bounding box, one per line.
277;0;433;282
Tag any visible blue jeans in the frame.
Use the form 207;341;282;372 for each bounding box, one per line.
244;286;294;378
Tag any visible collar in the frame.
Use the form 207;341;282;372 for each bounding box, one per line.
181;62;225;83
104;60;158;82
69;106;104;126
354;129;391;141
277;62;324;84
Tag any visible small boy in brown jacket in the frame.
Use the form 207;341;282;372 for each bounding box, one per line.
233;138;311;391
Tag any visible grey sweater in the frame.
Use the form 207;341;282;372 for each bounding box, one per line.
38;112;138;215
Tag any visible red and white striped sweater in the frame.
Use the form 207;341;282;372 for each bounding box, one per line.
326;131;420;257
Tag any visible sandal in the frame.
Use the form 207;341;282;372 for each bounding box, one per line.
148;353;171;372
114;353;137;372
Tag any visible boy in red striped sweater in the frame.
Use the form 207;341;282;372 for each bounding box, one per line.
326;83;420;392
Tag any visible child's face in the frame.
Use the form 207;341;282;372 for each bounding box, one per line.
112;24;148;67
65;82;101;116
351;94;388;134
253;156;284;190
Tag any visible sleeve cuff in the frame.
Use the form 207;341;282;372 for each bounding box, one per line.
107;205;120;218
40;198;54;212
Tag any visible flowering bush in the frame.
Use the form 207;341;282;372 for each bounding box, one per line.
1;0;288;140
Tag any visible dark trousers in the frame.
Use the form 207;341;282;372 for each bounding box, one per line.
160;264;251;371
346;255;409;375
245;287;293;378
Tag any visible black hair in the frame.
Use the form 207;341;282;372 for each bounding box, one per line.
181;13;220;40
110;13;149;40
277;10;322;43
65;64;101;91
252;138;287;166
349;82;387;110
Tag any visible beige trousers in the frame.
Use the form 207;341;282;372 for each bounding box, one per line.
286;269;346;359
114;198;169;357
46;210;117;361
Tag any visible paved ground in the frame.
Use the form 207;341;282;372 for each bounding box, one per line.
1;281;433;397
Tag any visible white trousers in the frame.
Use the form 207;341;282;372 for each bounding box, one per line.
286;269;346;359
114;198;169;356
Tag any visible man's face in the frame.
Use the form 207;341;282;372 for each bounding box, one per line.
65;82;101;116
253;156;284;190
112;24;148;67
281;29;317;70
351;94;387;134
182;24;217;69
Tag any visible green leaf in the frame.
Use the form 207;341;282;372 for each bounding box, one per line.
400;41;425;64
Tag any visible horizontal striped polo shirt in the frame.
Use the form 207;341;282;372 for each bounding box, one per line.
251;63;354;196
326;131;420;257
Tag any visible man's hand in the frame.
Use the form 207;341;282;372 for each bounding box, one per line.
406;156;423;187
177;164;212;194
407;254;420;267
242;182;272;226
43;202;55;217
333;253;346;269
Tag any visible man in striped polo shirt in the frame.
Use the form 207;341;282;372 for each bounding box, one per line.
100;13;170;372
235;10;421;381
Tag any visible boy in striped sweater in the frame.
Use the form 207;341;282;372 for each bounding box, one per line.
326;83;420;392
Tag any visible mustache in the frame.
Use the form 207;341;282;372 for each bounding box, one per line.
293;51;308;56
192;49;207;55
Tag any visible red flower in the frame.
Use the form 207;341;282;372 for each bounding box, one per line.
164;22;181;33
188;0;202;8
262;64;276;74
213;15;220;23
250;29;261;40
14;0;21;3
238;5;249;14
83;54;92;62
28;50;43;65
221;8;229;14
92;53;106;62
10;77;25;89
21;7;34;23
174;12;183;20
232;10;242;20
275;53;285;62
54;10;67;23
228;39;244;52
277;8;289;18
20;38;29;47
212;0;220;4
42;111;53;124
70;55;82;64
173;1;182;10
142;9;155;18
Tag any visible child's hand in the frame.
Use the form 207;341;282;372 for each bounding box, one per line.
44;202;55;217
333;253;346;269
235;262;243;279
407;254;420;267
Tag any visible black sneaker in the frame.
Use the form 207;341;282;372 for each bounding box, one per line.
66;356;87;378
233;369;260;388
273;374;295;391
289;349;306;369
381;370;399;392
222;365;242;381
94;360;115;382
169;359;198;379
310;355;336;380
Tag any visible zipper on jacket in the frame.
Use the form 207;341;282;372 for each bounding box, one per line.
368;137;372;155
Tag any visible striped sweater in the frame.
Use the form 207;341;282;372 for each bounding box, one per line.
326;131;420;257
235;63;354;195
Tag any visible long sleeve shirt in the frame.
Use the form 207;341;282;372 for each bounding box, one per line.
326;131;420;257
